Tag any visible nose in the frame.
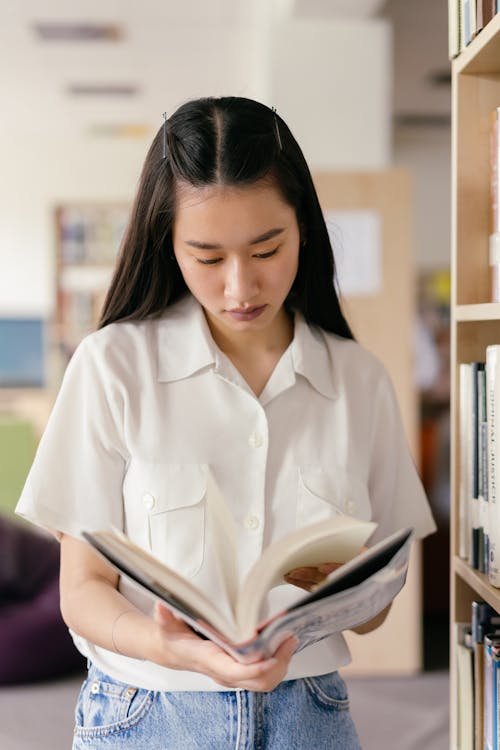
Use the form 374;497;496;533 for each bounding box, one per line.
224;257;259;305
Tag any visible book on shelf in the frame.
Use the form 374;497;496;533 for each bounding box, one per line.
456;621;474;750
448;1;498;59
473;602;500;750
478;363;489;574
460;362;473;561
82;509;413;664
459;360;491;576
477;1;497;32
484;633;500;750
448;0;463;58
487;346;500;586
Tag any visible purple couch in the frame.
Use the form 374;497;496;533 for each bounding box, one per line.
0;517;85;684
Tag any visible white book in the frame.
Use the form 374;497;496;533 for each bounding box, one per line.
486;346;500;586
459;363;473;561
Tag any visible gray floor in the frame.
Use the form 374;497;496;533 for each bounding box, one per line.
0;670;449;749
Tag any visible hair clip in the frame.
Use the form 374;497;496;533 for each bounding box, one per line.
162;112;168;159
271;107;282;151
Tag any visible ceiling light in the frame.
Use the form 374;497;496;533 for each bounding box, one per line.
33;22;123;41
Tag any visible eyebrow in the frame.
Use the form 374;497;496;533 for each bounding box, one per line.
184;227;285;250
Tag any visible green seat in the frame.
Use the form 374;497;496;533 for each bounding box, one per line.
0;417;36;516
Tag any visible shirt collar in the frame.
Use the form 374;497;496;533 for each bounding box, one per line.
156;295;216;382
291;312;339;400
156;295;339;400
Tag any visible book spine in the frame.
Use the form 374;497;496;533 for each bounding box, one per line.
472;361;481;570
449;0;461;58
477;0;484;30
472;602;500;750
456;621;474;749
487;347;500;587
479;364;489;573
460;363;473;560
484;635;500;750
470;0;478;38
463;0;471;46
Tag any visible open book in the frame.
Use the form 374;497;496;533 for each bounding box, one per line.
83;512;413;663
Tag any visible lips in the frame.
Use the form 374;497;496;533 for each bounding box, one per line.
226;305;267;321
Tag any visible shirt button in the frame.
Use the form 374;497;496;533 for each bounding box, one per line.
248;432;263;448
244;514;260;530
346;500;357;515
142;493;155;510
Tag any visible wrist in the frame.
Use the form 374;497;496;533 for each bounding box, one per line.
111;608;156;661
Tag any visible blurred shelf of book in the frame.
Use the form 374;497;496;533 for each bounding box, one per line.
0;204;128;514
54;203;128;365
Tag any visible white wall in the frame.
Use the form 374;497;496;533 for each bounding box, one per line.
269;18;392;170
0;16;392;317
394;125;451;271
0;136;149;316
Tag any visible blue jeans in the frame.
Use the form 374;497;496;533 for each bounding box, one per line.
72;663;362;749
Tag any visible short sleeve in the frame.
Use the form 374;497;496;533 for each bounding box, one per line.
367;370;437;545
16;336;128;540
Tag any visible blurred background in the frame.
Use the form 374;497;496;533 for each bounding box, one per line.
0;0;451;744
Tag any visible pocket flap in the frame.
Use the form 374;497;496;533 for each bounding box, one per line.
149;463;207;514
298;465;371;520
124;461;208;515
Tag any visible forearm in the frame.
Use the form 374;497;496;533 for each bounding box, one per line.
60;575;157;661
59;535;298;690
350;604;392;635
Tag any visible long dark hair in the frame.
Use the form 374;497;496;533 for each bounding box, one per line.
99;96;354;339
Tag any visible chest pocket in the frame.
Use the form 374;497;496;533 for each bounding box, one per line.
123;461;207;579
297;465;372;528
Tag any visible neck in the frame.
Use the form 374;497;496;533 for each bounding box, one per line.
205;307;294;360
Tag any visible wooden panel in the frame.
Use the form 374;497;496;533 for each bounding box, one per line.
313;169;417;452
456;73;500;304
312;170;423;675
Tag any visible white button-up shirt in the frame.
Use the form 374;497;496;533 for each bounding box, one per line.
16;294;436;691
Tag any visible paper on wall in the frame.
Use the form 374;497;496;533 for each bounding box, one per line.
324;210;382;296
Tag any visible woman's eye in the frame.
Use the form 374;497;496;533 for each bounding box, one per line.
254;248;278;259
196;257;222;265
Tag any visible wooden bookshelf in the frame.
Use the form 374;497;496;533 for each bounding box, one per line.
451;11;500;748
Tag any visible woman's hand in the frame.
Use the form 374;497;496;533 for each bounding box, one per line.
284;562;343;592
285;546;369;593
150;603;298;692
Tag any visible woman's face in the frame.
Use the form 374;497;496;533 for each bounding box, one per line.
172;180;300;341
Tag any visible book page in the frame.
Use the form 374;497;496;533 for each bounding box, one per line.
205;469;239;612
235;515;376;637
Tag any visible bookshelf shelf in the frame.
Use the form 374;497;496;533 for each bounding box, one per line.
454;303;500;321
453;556;500;613
455;12;500;74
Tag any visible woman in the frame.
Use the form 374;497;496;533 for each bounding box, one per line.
17;97;435;749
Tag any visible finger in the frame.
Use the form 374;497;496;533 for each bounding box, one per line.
285;567;325;583
318;562;343;575
237;639;298;691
